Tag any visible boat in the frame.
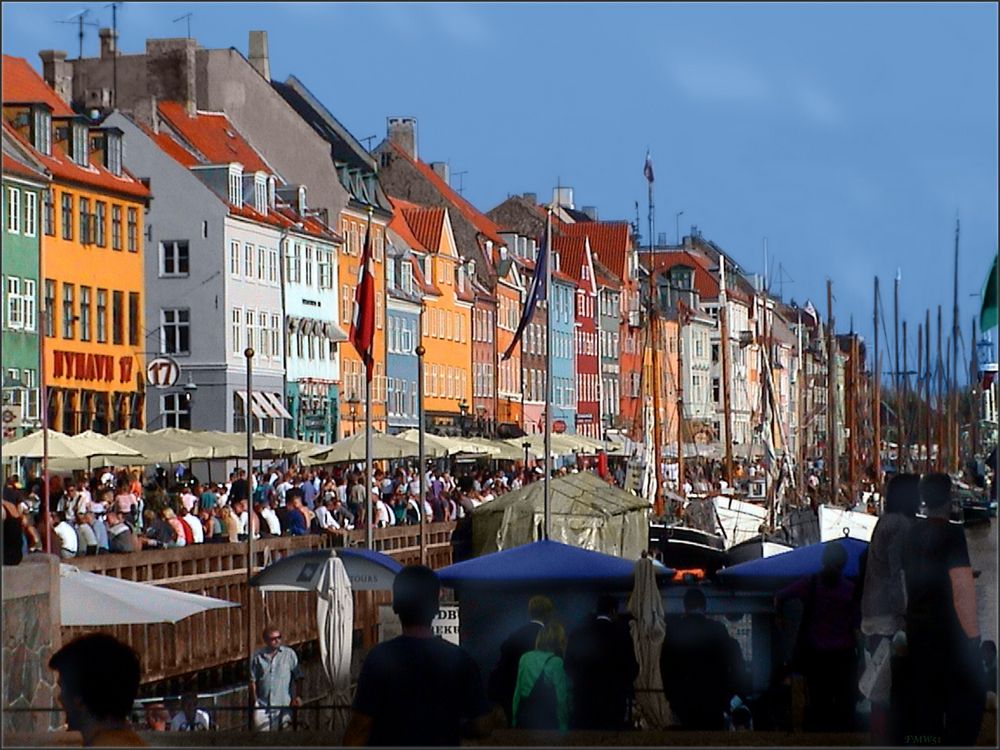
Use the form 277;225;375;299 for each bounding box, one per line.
648;522;727;574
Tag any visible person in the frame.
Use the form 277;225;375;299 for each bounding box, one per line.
105;509;138;553
199;484;218;512
488;595;554;725
251;625;303;731
48;633;145;746
899;472;985;745
284;490;309;536
345;565;493;745
181;506;204;545
660;588;743;730
144;703;170;732
2;493;25;565
52;511;79;558
169;690;211;731
775;541;859;732
75;512;99;556
564;594;639;730
229;470;249;505
510;620;571;731
220;506;240;543
859;473;919;743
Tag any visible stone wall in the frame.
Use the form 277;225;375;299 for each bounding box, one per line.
2;554;61;734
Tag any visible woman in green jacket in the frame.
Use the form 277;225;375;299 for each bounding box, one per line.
512;621;571;731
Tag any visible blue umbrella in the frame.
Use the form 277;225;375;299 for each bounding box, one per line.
716;538;869;590
250;548;402;592
438;539;673;591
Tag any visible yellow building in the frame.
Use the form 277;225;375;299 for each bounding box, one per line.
2;56;149;434
391;199;472;434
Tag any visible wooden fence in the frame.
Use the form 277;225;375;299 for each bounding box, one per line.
65;523;455;684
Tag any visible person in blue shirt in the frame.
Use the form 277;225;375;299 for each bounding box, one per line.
284;488;308;536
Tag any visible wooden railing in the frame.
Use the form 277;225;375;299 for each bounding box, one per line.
65;523;455;684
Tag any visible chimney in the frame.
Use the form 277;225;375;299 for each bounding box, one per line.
582;205;598;221
39;50;72;104
248;31;270;81
387;117;417;160
430;161;449;185
145;39;197;117
522;192;537;204
98;27;117;59
552;186;574;209
297;185;307;216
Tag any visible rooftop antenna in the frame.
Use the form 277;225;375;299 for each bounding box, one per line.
777;262;794;300
104;2;122;108
173;12;192;39
359;134;377;151
453;170;469;195
56;9;99;60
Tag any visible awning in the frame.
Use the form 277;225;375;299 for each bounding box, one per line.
236;390;268;419
262;391;293;419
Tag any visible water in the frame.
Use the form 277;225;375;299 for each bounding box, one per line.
967;519;998;643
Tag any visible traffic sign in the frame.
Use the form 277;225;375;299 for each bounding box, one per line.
146;356;181;389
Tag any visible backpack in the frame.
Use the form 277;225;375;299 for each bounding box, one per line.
516;655;559;730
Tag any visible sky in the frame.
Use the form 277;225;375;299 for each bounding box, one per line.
3;1;998;373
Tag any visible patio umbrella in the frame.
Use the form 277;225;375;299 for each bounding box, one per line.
716;537;868;591
396;429;468;456
461;437;524;461
250;548;402;592
627;555;673;728
315;557;354;735
59;564;237;625
302;431;444;465
108;429;210;464
2;429;136;462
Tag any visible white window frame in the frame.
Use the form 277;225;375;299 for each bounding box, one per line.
6;277;22;329
230;241;241;277
7;187;21;234
161;392;191;429
244;243;255;279
159;240;190;277
257;246;266;282
304;245;313;287
23;279;36;333
270;314;280;359
232;308;242;354
160;308;191;355
24;192;37;237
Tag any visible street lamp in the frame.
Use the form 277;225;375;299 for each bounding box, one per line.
347;395;359;436
675;210;684;245
458;398;469;436
522;440;531;470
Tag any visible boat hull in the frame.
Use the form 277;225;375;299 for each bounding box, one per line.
649;524;727;574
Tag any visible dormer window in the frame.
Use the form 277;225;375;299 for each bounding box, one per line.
268;176;277;210
228;164;244;206
467;260;475;279
253;172;268;214
401;261;413;294
104;129;123;176
71;120;89;165
31;105;52;156
387;257;396;289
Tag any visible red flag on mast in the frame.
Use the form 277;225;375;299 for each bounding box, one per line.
350;215;376;381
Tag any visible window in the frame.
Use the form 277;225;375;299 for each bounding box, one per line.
79;197;91;244
61;193;73;240
32;107;51;155
111;291;124;344
160;241;190;276
270;313;280;357
22;279;35;332
128;292;140;346
96;289;107;342
6;277;21;329
79;286;92;341
232;308;242;353
161;393;191;429
43;188;54;236
244;243;254;278
269;249;278;284
304;245;313;286
44;279;55;336
6;187;21;233
257;246;266;281
160;308;189;354
71;122;88;165
95;201;106;246
24;192;37;237
229;169;243;206
340;285;351;324
62;283;75;339
127;207;138;252
288;243;301;283
230;241;240;276
258;312;269;357
375;296;383;330
111;204;122;249
246;309;256;352
318;249;332;289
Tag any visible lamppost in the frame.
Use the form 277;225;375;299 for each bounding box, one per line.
522;441;531;471
475;404;486;437
458;398;469;437
347;395;359;436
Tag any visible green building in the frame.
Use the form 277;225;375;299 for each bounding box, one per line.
2;131;48;438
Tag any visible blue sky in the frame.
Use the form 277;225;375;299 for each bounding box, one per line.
3;1;997;371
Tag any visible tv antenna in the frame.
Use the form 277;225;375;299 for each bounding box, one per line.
56;9;99;60
776;262;795;300
359;135;377;151
453;170;469;195
173;12;192;39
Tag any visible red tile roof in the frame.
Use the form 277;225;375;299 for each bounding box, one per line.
644;249;751;304
400;205;445;254
388;199;431;253
1;55;74;116
593;257;622;290
1;121;149;199
2;151;48;182
386;140;506;248
156;101;271;173
553;235;588;283
559;221;632;280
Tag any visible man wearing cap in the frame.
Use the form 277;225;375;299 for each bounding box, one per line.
900;473;984;745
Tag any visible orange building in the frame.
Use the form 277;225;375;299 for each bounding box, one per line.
2;56;150;434
390;199;473;433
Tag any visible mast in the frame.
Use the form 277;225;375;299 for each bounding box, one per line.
917;323;923;467
543;208;553;538
970;317;979;459
847;333;858;507
720;258;734;484
925;309;932;473
796;309;805;499
648;188;664;517
894;272;902;467
826;280;838;504
951;218;960;472
873;277;881;490
902;320;909;472
675;303;685;505
936;306;944;471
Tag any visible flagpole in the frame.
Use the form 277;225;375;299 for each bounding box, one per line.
543;207;553;541
364;208;374;551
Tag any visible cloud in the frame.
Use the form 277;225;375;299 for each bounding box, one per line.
791;80;843;127
665;57;771;103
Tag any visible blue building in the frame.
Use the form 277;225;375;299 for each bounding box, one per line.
384;229;423;434
549;261;577;434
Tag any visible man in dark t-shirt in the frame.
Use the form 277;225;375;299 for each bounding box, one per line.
345;566;492;746
899;473;984;746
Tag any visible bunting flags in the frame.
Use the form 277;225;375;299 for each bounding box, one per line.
643;150;654;184
502;221;549;361
350;214;376;381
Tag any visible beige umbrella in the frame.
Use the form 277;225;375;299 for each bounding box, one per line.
628;555;674;728
461;437;525;461
108;429;210;464
302;431;445;466
396;429;480;456
2;429;138;461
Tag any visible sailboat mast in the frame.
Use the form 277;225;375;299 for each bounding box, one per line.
902;320;909;472
647;167;664;516
894;273;902;468
848;333;858;507
951;218;960;472
797;309;806;498
917;323;924;467
720;259;734;484
970;317;979;458
543;208;553;539
925;309;932;472
936;305;944;471
827;279;838;504
676;303;685;503
873;277;882;490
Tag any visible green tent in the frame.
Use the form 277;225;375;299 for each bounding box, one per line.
981;252;998;331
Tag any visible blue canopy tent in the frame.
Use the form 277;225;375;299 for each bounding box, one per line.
716;537;869;591
437;540;673;680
